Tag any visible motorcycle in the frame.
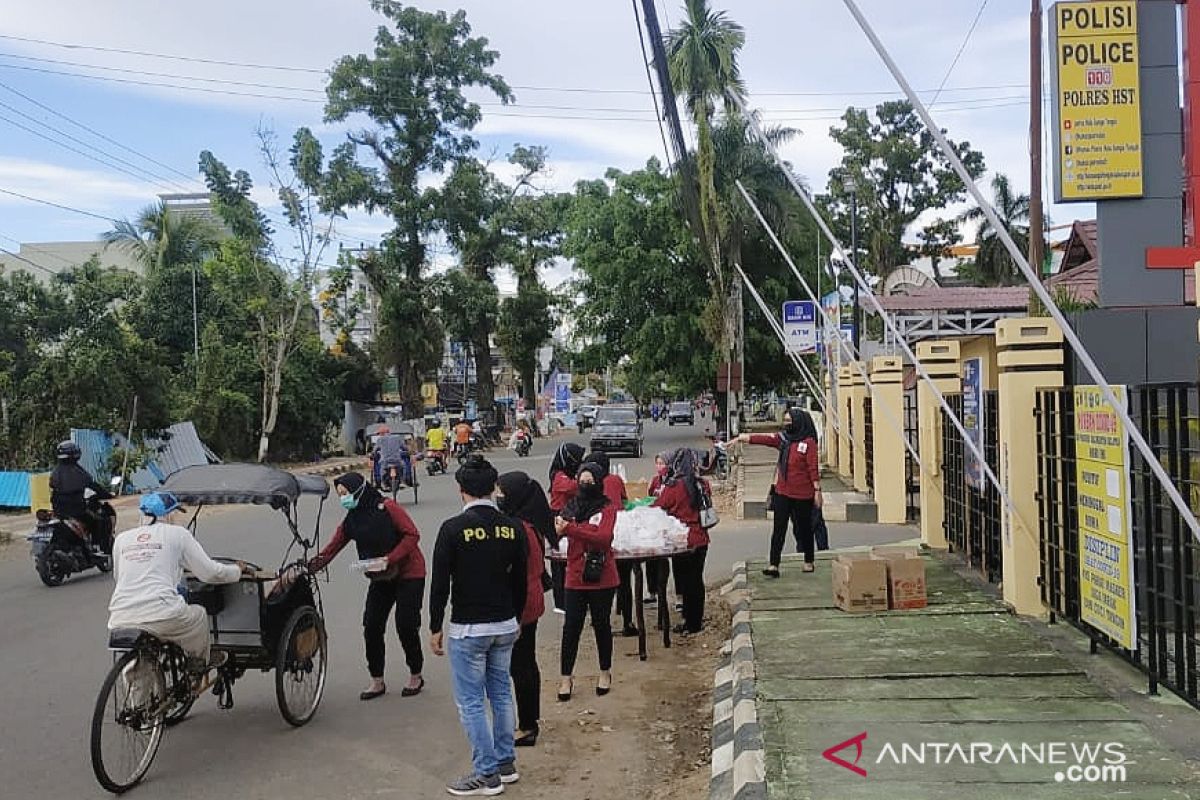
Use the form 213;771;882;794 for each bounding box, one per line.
28;487;118;587
510;430;532;458
425;447;449;476
701;432;730;481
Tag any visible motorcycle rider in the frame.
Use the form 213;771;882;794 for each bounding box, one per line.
49;440;114;555
108;492;250;672
426;418;449;471
373;427;412;490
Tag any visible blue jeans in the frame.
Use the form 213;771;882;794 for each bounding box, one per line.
448;631;519;776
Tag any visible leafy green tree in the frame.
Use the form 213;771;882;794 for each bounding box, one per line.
322;0;511;415
102;201;221;274
916;218;962;282
825;100;986;275
564;160;714;399
958;173;1032;286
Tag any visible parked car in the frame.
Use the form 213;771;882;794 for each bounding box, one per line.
667;401;695;426
589;405;643;457
577;404;598;433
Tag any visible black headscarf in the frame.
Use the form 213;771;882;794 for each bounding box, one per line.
666;447;703;510
561;461;610;522
586;450;611;476
497;471;555;547
778;407;819;480
549;442;585;483
333;472;396;558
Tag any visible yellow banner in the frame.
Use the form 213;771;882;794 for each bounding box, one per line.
1073;385;1136;649
1052;1;1143;201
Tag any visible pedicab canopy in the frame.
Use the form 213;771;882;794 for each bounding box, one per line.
162;464;330;510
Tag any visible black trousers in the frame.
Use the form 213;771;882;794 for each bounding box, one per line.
671;546;708;633
550;559;566;610
363;576;424;679
560;587;616;676
510;622;540;732
771;496;815;567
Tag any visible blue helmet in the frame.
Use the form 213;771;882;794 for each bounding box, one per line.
139;492;182;518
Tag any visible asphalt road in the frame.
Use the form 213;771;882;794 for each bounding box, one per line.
0;420;726;798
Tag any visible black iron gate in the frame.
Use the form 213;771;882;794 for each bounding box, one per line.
1037;383;1200;709
942;391;1002;583
905;388;920;521
863;396;874;492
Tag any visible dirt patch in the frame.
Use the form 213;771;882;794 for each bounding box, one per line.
515;592;730;800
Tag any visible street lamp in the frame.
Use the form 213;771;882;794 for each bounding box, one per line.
845;175;861;352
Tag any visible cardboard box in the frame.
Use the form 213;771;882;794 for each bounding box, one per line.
624;479;651;500
831;554;889;613
871;547;928;610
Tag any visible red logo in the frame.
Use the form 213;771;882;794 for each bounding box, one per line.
136;533;151;543
823;732;868;777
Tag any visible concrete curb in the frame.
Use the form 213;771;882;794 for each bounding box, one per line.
298;459;370;478
710;562;767;800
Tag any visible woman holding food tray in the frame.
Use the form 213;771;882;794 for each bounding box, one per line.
309;472;426;700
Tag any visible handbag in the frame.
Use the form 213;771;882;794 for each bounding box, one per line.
766;485;778;513
582;549;607;583
812;505;830;551
699;485;720;529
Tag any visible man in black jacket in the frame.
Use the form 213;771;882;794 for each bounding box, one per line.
429;455;527;796
49;440;113;553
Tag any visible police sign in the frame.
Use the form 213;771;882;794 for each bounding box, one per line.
781;300;817;355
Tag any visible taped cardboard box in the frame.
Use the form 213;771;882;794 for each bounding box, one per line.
871;547;927;610
831;553;889;613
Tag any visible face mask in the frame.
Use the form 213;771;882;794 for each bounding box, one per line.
339;493;358;511
579;481;602;499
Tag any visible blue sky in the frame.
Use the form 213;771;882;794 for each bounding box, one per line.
0;0;1091;286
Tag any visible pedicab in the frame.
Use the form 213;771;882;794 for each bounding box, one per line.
90;464;331;794
369;421;421;504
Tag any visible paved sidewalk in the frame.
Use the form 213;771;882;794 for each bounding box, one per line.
735;551;1200;799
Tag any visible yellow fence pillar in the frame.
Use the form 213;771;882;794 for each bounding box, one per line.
837;366;853;480
916;341;961;548
997;318;1064;617
850;363;869;492
823;371;838;470
870;356;906;523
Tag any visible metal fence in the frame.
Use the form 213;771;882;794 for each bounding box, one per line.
863;396;874;492
942;391;1003;583
905;388;920;521
1036;383;1200;708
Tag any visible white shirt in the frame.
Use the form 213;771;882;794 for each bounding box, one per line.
107;522;241;629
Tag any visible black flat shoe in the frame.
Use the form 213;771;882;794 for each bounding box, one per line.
762;567;781;578
514;729;539;747
621;625;640;638
596;673;612;696
359;686;386;701
557;679;573;702
400;677;424;697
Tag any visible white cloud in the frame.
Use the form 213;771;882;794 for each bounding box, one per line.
0;156;161;212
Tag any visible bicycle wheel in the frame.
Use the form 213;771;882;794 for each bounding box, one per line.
411;471;419;505
275;606;327;727
160;649;195;727
91;650;166;793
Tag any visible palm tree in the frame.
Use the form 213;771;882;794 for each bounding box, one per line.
102;201;221;273
666;0;746;302
959;173;1032;286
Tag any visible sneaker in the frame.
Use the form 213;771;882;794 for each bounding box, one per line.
498;761;520;784
446;773;503;796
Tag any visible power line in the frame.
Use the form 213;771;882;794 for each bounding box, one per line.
0;242;57;275
930;0;990;107
632;0;674;174
0;231;82;268
0;186;117;221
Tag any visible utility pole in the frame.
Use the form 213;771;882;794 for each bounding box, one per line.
847;176;862;352
1029;0;1046;276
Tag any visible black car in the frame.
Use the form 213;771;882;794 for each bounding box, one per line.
589;406;644;457
667;401;695;426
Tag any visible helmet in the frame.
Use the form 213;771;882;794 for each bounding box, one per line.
56;440;81;462
139;492;182;519
429;418;441;428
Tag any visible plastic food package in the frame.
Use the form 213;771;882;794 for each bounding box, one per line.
613;506;690;555
350;557;388;574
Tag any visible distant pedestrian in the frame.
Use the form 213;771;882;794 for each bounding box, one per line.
496;471;552;748
653;449;710;634
738;407;822;577
309;472;425;700
429;456;528;795
554;461;618;701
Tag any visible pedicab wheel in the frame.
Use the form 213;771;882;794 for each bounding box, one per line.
161;650;195;727
275;606;327;727
411;472;419;505
91;650;166;793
